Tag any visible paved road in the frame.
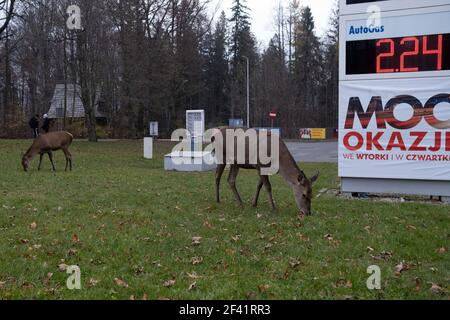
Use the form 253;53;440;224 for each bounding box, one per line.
79;139;338;163
285;141;338;163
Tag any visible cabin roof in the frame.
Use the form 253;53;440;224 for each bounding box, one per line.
47;84;105;119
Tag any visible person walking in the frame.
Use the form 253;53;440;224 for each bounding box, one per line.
29;114;40;138
42;114;51;133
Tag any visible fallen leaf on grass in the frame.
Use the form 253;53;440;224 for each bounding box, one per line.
191;256;204;265
231;235;241;242
225;249;236;256
134;266;145;275
192;237;202;246
335;279;353;288
43;273;53;286
437;247;447;254
395;261;411;275
30;222;37;230
298;234;310;242
246;291;257;299
188;282;197;291
371;251;393;261
332;240;342;247
414;278;421;292
289;258;301;269
21;282;34;289
163;280;176;288
58;264;68;272
89;278;99;287
67;249;77;256
258;284;270;293
187;272;200;280
430;283;445;294
72;234;80;244
324;234;333;241
203;221;213;229
114;278;129;288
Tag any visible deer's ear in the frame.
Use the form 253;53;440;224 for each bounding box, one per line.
298;175;307;186
310;171;320;185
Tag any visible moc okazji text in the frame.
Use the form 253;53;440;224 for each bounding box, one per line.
179;304;271;317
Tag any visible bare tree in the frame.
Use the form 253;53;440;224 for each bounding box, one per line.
0;0;16;36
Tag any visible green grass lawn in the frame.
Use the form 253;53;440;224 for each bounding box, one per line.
0;139;448;300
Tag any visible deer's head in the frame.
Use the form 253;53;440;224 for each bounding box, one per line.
292;171;320;216
21;154;30;172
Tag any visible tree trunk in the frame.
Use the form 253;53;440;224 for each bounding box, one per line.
85;106;97;142
63;31;68;129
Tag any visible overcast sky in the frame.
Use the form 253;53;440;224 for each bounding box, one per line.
209;0;336;47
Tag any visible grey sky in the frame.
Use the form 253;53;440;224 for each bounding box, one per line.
209;0;336;47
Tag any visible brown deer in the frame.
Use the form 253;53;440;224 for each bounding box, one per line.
213;128;319;216
22;131;74;172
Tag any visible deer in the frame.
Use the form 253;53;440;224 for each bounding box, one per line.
22;131;74;172
213;128;319;216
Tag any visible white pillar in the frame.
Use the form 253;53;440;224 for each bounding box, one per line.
144;137;153;159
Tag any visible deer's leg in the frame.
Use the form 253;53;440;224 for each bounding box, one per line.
48;152;56;171
261;175;276;210
69;150;72;171
215;164;226;203
64;150;68;172
62;148;72;171
38;153;44;171
252;177;264;207
228;165;243;206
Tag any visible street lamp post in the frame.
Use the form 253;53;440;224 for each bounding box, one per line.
243;56;250;129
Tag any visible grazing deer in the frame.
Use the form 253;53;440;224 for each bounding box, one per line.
22;131;73;172
213;128;319;216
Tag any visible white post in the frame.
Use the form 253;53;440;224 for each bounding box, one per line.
144;137;153;159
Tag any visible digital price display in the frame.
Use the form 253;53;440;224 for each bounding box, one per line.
346;33;450;75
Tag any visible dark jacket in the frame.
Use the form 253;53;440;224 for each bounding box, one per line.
42;118;50;132
29;117;39;129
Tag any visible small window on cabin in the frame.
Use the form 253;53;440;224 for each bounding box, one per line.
56;108;64;118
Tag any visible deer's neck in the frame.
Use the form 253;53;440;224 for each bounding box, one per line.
278;142;303;187
25;144;39;160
